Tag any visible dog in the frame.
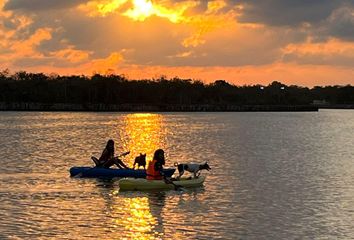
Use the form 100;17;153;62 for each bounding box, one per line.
133;153;146;169
174;162;211;179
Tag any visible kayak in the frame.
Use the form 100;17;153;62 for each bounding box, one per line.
119;176;206;191
69;167;175;178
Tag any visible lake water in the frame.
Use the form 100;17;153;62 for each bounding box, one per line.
0;110;353;239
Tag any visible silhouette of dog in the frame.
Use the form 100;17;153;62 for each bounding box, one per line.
174;162;211;179
133;153;146;169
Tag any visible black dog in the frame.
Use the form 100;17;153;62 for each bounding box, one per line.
174;162;211;179
133;153;146;169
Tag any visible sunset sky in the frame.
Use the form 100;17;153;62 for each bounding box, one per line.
1;0;354;86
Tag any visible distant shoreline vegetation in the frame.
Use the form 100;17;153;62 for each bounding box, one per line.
0;70;353;111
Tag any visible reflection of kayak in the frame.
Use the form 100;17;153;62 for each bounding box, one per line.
69;167;175;178
119;176;206;191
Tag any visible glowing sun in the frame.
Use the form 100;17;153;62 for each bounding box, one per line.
124;0;154;21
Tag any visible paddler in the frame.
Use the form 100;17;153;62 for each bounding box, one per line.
91;139;130;169
146;149;166;180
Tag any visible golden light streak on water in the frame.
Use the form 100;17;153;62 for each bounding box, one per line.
117;196;163;239
120;113;167;168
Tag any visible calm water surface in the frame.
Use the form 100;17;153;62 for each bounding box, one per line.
0;110;353;239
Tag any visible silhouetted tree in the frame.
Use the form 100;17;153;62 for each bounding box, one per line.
0;70;353;106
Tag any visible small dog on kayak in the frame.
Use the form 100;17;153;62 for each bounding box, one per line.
174;162;211;179
133;153;146;169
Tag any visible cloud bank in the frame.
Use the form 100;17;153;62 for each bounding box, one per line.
1;0;354;86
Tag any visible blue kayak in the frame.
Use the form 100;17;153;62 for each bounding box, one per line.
69;167;175;178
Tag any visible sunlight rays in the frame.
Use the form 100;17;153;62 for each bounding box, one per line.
77;0;236;48
79;0;196;23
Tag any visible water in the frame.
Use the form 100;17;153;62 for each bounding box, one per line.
0;110;353;239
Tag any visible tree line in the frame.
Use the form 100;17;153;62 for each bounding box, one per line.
0;70;353;105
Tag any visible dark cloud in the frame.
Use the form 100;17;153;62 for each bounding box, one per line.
283;51;354;67
3;0;88;11
225;0;354;42
234;0;347;26
177;0;354;41
326;6;354;40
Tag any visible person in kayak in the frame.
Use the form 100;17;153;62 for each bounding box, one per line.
91;139;130;169
146;149;166;180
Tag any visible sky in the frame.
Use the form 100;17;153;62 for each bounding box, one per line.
1;0;354;86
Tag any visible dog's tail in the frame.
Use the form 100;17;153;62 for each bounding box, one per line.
174;162;179;167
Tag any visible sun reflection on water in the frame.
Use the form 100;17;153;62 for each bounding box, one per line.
121;196;163;239
120;113;167;167
110;113;168;239
106;191;168;240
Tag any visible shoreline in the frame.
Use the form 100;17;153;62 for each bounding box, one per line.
0;102;319;112
315;104;354;110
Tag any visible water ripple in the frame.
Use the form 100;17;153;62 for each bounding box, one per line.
0;111;353;239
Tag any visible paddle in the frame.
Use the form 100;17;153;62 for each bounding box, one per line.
73;151;130;178
117;151;131;158
163;175;183;191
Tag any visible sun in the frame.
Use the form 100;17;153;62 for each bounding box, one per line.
124;0;154;21
79;0;193;23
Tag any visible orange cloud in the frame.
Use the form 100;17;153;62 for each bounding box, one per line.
80;52;124;74
13;28;52;56
114;63;354;87
50;47;91;63
0;5;33;53
6;52;124;75
283;38;354;56
0;27;52;65
0;3;11;18
282;38;354;66
9;60;354;87
78;0;128;17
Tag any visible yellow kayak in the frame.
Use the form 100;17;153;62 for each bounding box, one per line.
119;176;206;191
